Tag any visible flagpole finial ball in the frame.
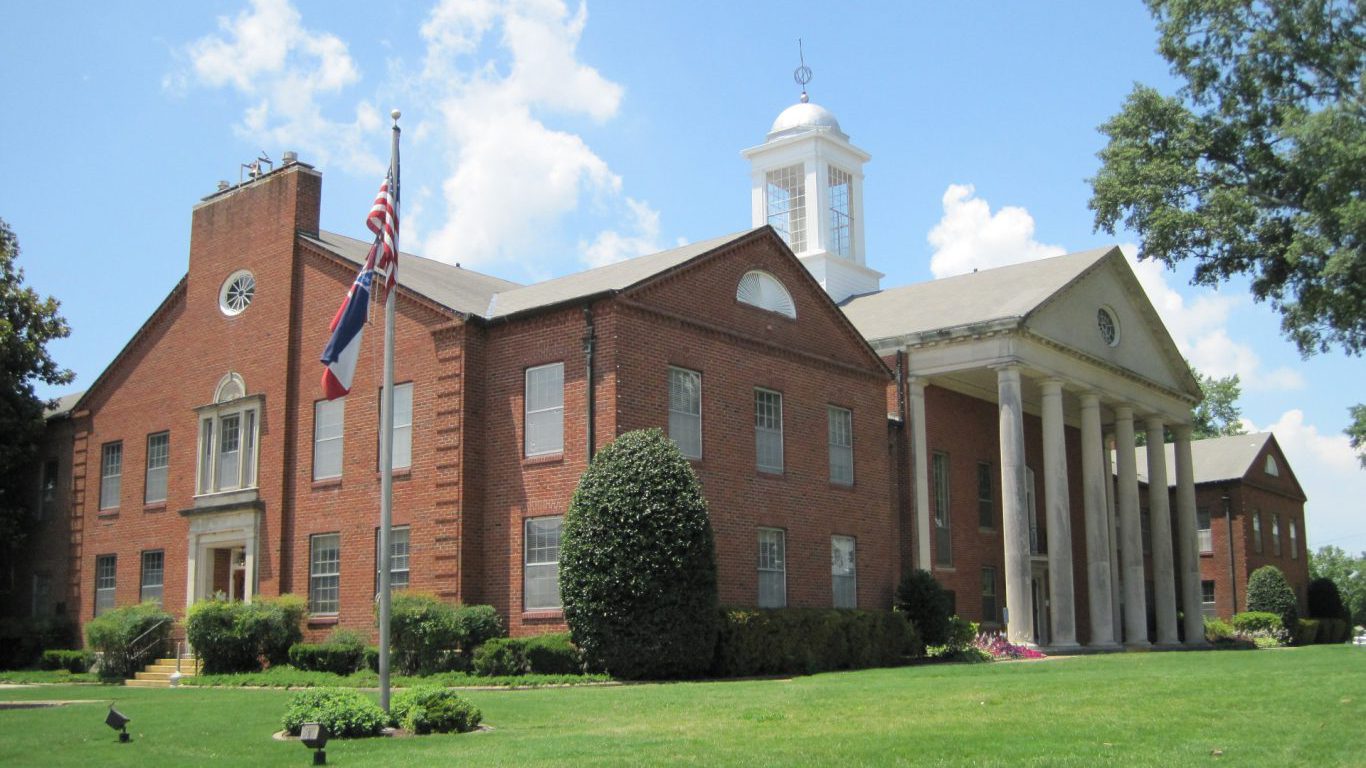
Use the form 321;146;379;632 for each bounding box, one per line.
391;109;401;121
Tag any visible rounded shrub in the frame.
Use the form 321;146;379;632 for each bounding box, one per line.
185;596;305;674
894;569;953;647
560;428;719;679
84;602;173;680
1306;577;1349;622
472;638;529;677
40;649;92;673
524;633;583;675
385;592;460;675
1246;565;1299;638
390;687;482;735
281;688;388;738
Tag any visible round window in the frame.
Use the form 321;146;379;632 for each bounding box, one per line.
1097;307;1119;347
219;270;256;316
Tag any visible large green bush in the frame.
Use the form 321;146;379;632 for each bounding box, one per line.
894;569;954;647
280;688;387;738
1307;577;1349;622
390;687;482;735
1246;565;1299;639
385;593;506;675
472;638;528;677
560;428;719;680
289;628;367;675
39;649;91;673
524;633;583;675
84;602;173;680
713;608;919;677
185;595;305;674
1231;611;1283;634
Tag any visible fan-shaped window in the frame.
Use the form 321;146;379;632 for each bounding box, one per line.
215;373;246;404
736;271;796;319
1264;455;1279;476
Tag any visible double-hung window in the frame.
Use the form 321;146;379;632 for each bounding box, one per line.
140;550;164;605
828;406;853;486
982;567;998;624
95;554;116;616
754;389;784;474
39;459;59;520
99;442;122;510
375;525;410;591
525;364;564;457
831;535;856;608
1253;511;1263;553
668;367;702;459
309;533;341;614
758;528;786;608
145;432;169;504
313;398;345;480
977;462;993;529
932;452;951;566
196;375;260;495
1197;507;1212;553
524;516;563;610
390;383;414;470
1290;520;1298;559
1272;515;1281;556
1201;581;1217;619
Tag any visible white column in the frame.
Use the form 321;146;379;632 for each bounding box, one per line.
997;365;1034;645
1145;416;1179;646
909;376;932;571
1103;431;1122;643
1040;379;1078;648
1115;407;1149;647
1173;424;1207;646
1081;394;1118;647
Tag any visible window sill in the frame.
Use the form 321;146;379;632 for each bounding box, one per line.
374;468;412;481
829;482;855;491
143;503;168;513
523;453;564;467
311;478;342;491
522;609;564;621
307;614;339;627
756;469;785;479
1200;551;1214;558
97;509;119;519
934;566;956;573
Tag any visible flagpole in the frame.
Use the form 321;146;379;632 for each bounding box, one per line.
378;109;400;713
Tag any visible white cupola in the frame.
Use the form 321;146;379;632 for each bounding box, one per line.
742;65;881;303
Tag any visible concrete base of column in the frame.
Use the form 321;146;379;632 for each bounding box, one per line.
1084;642;1124;653
1040;641;1082;655
1183;639;1212;649
1124;638;1152;650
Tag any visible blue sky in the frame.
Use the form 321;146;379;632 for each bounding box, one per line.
2;0;1362;551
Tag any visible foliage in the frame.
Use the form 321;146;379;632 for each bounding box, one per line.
1090;0;1366;357
1295;618;1322;646
894;569;954;647
523;632;584;675
39;649;91;673
1306;576;1349;622
390;687;483;735
472;638;528;677
384;593;503;675
83;602;173;680
1245;565;1300;637
1309;545;1366;626
181;664;608;688
713;608;919;677
971;632;1046;660
1315;617;1350;644
560;428;719;680
1190;370;1246;439
184;596;305;674
0;615;73;670
1348;404;1366;469
280;688;388;738
0;667;99;683
288;640;365;675
1232;611;1284;635
0;218;73;571
452;604;505;657
1203;617;1236;641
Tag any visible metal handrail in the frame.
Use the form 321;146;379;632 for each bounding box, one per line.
126;617;171;671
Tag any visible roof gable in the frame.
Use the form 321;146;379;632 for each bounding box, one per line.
1132;432;1306;500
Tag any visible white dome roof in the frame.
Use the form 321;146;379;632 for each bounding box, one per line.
767;101;847;141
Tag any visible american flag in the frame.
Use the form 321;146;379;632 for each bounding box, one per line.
367;164;399;290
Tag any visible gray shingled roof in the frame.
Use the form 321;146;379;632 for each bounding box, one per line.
483;229;758;319
839;246;1115;342
45;390;85;419
1133;432;1274;486
306;231;522;317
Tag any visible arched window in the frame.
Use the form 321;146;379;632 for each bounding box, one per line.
736;270;796;319
197;373;261;495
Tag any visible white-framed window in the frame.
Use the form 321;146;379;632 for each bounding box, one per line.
390;382;413;471
932;451;951;566
982;567;998;624
375;525;410;591
736;270;797;319
1201;580;1217;619
831;535;856;608
140;550;164;606
758;528;786;608
99;442;122;510
196;374;260;495
94;554;116;616
524;516;563;611
668;367;702;460
977;462;994;529
39;459;59;520
145;432;169;505
1253;510;1263;553
827;165;853;258
309;533;341;614
313;398;345;481
1197;506;1213;553
1272;515;1281;556
525;363;564;457
765;163;807;252
828;406;853;486
1265;455;1279;476
754;388;784;473
1290;520;1298;559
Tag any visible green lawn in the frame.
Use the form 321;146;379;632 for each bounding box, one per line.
1;646;1362;767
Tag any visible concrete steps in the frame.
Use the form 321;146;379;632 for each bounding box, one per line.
125;656;201;688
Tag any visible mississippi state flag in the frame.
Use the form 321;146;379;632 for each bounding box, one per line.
319;251;376;400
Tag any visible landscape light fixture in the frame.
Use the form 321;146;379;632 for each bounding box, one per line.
105;706;131;743
299;722;329;765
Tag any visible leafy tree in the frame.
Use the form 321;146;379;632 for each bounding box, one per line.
1310;545;1366;626
1347;404;1366;469
559;428;719;679
1190;369;1245;439
1090;0;1365;357
894;569;954;647
0;218;73;570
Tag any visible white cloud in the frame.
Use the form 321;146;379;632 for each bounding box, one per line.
1244;410;1358;475
579;198;664;268
927;184;1065;278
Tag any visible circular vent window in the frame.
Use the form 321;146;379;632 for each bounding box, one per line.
1097;307;1119;347
220;270;256;316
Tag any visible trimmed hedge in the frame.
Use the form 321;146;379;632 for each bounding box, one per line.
713;608;920;677
390;687;482;734
894;570;954;647
472;638;527;676
281;688;387;738
1232;611;1283;634
471;633;584;676
1295;618;1321;646
289;629;366;674
385;594;505;675
84;602;174;681
40;649;91;673
185;595;306;674
560;429;719;680
1246;566;1298;639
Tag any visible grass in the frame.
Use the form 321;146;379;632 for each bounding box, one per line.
0;669;99;685
1;645;1362;766
181;665;612;688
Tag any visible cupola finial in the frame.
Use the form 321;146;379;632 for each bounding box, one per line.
794;38;812;103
